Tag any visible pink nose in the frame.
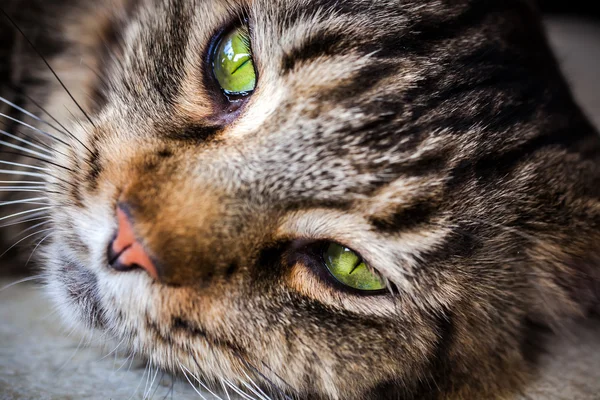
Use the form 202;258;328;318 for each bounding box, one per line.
108;206;158;280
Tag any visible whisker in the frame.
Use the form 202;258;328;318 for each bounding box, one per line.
0;207;52;222
242;370;274;400
239;372;270;400
0;227;53;258
0;274;47;293
0;197;48;207
0;94;71;138
144;366;161;400
1;128;55;156
128;360;150;400
221;377;256;400
149;370;167;400
178;363;208;400
239;356;295;399
6;85;75;138
144;363;154;400
0;110;96;172
179;362;223;400
11;219;52;237
258;355;298;400
56;333;87;374
0;188;50;193
219;378;232;400
112;351;134;374
26;231;53;266
0;166;79;192
1;9;97;130
0;150;76;173
0;112;75;162
0;160;51;172
4;91;98;171
0;169;49;179
99;336;127;361
0;180;46;185
161;377;175;400
0;215;50;229
0;144;53;163
0;111;70;147
0;121;58;154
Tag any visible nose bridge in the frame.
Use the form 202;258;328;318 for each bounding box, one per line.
116;153;266;285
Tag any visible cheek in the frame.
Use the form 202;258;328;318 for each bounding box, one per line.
288;261;336;300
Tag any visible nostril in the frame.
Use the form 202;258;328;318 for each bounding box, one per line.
106;234;123;266
107;205;159;280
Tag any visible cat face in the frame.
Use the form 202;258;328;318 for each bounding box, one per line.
34;0;600;398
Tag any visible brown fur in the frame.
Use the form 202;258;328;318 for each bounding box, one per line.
1;0;600;398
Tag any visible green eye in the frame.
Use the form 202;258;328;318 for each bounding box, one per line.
212;25;256;96
323;243;386;292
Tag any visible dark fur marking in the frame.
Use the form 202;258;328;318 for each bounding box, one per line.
370;201;440;234
281;30;345;74
86;141;102;192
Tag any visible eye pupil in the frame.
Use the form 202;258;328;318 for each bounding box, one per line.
323;243;386;292
212;25;256;96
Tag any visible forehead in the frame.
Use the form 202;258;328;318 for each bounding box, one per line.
109;0;422;108
97;0;545;203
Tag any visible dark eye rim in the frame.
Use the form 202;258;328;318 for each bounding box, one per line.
203;17;257;122
290;240;390;297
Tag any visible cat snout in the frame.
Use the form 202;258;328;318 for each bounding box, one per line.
107;204;159;280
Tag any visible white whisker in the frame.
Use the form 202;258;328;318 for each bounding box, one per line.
0;111;67;145
0;227;53;258
221;377;256;400
0;197;48;207
0;207;52;222
57;333;87;374
112;351;134;374
26;231;53;265
179;362;223;399
0;169;49;178
178;363;208;400
0;160;51;172
219;378;232;400
0;180;46;185
0;211;49;228
0;186;46;190
144;366;160;400
241;370;271;400
99;337;127;361
13;219;52;237
143;364;154;400
0;274;47;293
0;128;55;155
0;139;54;160
0;94;69;137
240;378;268;400
0;189;48;194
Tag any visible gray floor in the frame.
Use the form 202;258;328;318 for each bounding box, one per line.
1;16;600;400
0;280;205;400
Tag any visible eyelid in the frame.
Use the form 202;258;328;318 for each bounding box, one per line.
288;241;389;296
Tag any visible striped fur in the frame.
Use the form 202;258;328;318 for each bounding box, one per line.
1;0;600;398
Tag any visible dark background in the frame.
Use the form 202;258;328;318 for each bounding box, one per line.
540;0;600;18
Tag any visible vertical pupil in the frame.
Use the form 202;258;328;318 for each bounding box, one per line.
213;26;256;95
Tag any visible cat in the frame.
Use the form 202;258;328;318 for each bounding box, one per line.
1;0;600;399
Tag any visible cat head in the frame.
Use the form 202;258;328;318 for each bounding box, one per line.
19;0;600;398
